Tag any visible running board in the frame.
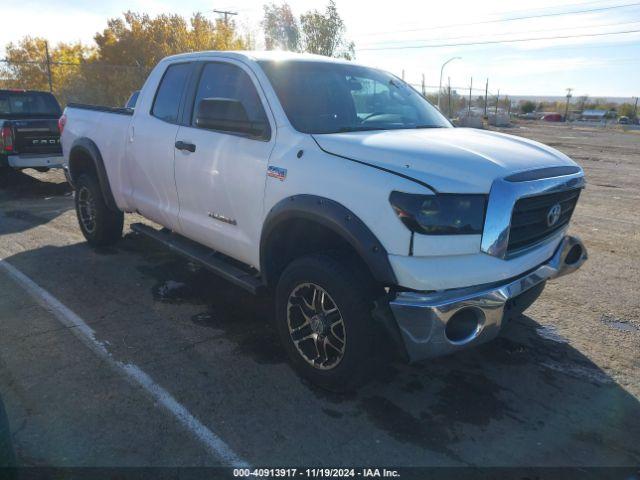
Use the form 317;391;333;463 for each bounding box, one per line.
130;223;264;294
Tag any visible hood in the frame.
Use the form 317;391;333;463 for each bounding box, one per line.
313;128;578;193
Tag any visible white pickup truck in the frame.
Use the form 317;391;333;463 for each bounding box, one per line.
61;51;587;390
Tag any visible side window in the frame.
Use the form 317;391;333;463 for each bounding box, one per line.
151;63;191;123
192;62;269;136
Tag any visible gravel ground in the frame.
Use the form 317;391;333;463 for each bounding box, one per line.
494;122;640;396
0;121;638;468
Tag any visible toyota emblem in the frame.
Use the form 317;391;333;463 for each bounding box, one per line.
546;203;562;227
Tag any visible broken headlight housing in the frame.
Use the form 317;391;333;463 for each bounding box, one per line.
389;191;486;235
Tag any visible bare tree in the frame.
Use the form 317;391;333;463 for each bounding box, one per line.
577;95;589;111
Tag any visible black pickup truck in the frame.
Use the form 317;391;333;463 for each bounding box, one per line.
0;89;64;172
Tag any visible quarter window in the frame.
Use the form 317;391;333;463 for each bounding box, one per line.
152;63;191;123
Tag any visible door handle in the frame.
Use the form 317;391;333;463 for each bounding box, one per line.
175;140;196;153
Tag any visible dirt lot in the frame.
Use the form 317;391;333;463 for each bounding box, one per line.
0;122;638;468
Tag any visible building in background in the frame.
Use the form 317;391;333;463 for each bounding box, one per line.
581;109;615;121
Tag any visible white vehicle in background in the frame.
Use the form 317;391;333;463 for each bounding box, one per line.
60;51;587;390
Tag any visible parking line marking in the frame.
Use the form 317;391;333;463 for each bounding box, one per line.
0;259;249;468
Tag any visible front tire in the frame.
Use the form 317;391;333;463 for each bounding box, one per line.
275;254;376;391
74;173;123;246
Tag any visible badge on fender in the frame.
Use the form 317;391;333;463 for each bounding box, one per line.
267;166;287;181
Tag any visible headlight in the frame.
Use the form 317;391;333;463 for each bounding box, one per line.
389;191;486;235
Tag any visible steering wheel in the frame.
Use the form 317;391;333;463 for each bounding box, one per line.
361;112;386;122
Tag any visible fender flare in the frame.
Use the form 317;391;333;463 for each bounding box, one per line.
260;195;397;286
68;138;118;211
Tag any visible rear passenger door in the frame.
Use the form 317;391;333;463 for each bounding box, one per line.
128;62;193;231
174;59;276;266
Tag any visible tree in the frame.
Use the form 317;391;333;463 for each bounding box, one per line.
618;103;637;118
94;11;248;69
520;100;536;114
89;11;251;105
0;37;70;91
0;37;93;98
1;11;251;107
300;1;354;59
577;95;589;110
262;3;300;51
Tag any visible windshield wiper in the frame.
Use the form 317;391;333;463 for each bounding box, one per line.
414;125;446;129
335;126;385;133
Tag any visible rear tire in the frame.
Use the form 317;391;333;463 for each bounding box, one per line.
275;253;376;391
74;173;123;246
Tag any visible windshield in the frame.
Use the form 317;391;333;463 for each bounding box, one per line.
258;60;451;134
0;91;61;118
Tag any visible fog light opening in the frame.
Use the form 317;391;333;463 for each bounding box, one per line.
445;308;484;344
564;244;583;265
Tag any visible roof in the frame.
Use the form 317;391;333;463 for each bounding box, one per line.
163;50;354;66
582;110;608;117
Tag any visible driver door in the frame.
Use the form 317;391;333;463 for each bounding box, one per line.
174;60;275;266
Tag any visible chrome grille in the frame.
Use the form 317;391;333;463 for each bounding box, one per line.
507;188;581;254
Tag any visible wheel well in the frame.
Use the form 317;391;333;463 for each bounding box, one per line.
68;146;97;184
67;141;118;211
261;218;377;289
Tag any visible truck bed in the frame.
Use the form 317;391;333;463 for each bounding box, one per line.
61;103;135;210
67;103;133;116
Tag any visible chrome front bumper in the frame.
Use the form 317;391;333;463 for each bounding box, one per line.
389;235;587;362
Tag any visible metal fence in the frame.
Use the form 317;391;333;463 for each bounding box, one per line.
0;59;150;108
1;58;517;120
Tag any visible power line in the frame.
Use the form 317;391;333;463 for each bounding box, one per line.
462;0;625;18
357;0;625;38
487;41;640;54
356;28;640;51
357;1;640;37
359;19;640;48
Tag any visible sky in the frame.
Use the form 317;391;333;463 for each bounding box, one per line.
3;0;639;98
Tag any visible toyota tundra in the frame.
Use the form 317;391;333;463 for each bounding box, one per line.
60;51;588;390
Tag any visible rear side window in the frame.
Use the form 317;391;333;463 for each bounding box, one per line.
152;63;191;123
191;62;269;130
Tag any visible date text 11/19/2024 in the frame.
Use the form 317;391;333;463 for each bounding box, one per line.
233;468;400;478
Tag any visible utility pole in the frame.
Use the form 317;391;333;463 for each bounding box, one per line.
468;77;473;114
421;73;425;97
507;96;511;117
484;78;489;117
447;77;452;118
401;69;405;80
494;89;500;120
44;40;53;93
633;96;638;119
564;87;573;122
213;9;237;25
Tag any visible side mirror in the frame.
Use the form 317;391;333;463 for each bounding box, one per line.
195;98;268;138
